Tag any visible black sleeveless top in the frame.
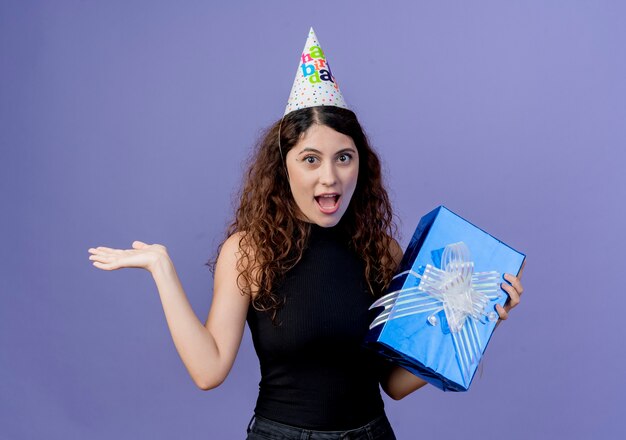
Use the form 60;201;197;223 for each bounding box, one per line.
246;224;388;430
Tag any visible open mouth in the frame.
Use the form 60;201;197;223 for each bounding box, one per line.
315;194;340;213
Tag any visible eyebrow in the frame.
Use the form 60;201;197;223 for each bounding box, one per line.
297;147;357;155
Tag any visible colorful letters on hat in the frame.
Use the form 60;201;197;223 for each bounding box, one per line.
284;28;348;116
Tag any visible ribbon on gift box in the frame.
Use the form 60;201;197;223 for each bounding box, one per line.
369;242;502;382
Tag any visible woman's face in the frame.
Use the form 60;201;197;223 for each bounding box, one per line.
285;124;359;228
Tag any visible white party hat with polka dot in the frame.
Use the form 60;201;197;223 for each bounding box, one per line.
284;28;348;116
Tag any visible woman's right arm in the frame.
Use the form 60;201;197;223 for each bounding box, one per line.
88;233;249;390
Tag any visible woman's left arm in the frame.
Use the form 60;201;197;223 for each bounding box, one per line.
380;364;428;400
378;244;526;400
379;238;428;400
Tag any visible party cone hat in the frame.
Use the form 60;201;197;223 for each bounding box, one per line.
284;28;348;116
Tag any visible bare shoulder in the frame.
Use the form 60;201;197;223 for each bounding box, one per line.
218;231;245;258
218;231;256;261
204;231;250;341
214;232;246;286
213;231;262;301
214;232;254;273
389;237;403;268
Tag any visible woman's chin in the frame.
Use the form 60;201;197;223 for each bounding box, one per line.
311;211;345;228
315;219;340;228
297;212;342;228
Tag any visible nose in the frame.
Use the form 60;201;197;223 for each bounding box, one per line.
319;162;337;186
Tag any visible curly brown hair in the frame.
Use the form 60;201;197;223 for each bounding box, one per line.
210;106;398;322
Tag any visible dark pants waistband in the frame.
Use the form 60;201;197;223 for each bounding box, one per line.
246;413;396;440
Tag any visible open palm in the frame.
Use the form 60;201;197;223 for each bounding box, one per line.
88;241;168;272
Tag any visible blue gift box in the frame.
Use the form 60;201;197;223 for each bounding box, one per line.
364;206;525;392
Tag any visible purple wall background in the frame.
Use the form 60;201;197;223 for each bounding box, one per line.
2;1;624;439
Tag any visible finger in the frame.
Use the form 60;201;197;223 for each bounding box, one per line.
518;259;526;279
89;247;123;256
92;260;120;271
504;274;524;295
94;246;117;252
501;282;520;308
132;241;148;249
88;248;122;257
89;254;117;264
496;304;509;320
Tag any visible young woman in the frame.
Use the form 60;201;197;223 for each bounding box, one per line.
88;31;524;440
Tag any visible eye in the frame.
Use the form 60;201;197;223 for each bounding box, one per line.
337;153;353;163
303;155;318;165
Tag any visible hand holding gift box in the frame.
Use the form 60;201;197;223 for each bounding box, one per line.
365;206;526;392
496;264;525;322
